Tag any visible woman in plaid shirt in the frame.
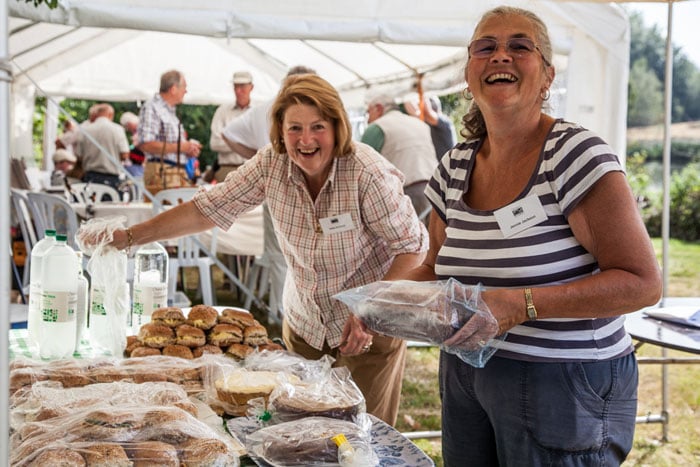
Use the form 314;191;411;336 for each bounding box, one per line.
92;74;429;425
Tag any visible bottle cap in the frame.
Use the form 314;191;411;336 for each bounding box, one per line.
56;234;68;242
45;229;57;236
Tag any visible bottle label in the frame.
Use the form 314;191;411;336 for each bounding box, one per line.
91;287;107;316
132;283;167;319
41;291;77;323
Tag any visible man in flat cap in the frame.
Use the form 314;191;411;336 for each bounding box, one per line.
207;70;254;182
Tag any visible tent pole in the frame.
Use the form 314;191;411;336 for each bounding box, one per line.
660;0;674;444
1;0;12;463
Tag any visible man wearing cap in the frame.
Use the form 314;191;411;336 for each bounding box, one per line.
361;93;436;218
207;71;254;182
50;149;77;188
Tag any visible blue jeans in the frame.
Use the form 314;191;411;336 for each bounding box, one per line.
439;352;638;467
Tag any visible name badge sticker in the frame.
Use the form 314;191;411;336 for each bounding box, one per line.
494;195;547;238
319;213;355;234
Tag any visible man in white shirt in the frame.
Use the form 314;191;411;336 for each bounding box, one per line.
207;71;254;183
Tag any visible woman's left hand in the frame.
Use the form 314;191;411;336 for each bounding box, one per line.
339;314;375;356
442;307;500;350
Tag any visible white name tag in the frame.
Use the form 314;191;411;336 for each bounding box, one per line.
494;195;547;238
319;213;355;234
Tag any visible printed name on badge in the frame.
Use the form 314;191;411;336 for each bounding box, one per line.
319;213;354;234
494;195;547;238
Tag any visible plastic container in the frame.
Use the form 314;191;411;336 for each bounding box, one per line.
75;252;89;351
131;242;168;332
27;229;57;347
38;234;78;359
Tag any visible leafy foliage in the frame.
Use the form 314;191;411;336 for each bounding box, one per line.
628;11;700;125
21;0;58;8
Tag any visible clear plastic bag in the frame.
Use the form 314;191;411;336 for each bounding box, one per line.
76;216;130;356
267;367;367;424
245;416;375;467
333;278;506;368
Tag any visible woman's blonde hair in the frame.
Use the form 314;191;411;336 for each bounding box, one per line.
461;6;554;139
270;74;354;156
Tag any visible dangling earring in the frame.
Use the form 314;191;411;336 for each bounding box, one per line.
462;88;473;101
541;89;550;101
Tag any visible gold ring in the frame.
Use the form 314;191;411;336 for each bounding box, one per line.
478;340;487;347
362;345;370;351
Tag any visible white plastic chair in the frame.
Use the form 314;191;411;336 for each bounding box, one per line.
10;188;40;290
153;188;217;305
26;191;81;249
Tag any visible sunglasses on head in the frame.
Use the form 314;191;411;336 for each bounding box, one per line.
468;37;551;67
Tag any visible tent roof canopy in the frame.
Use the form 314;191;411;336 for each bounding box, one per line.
8;0;631;155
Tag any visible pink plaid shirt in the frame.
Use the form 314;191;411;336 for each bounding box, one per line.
194;142;428;349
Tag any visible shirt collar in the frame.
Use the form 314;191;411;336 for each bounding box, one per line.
286;154;339;193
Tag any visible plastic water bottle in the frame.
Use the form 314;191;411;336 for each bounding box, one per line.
132;242;168;332
75;252;89;352
38;234;78;359
27;229;57;347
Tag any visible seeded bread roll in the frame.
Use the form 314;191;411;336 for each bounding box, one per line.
186;305;218;330
80;409;143;441
257;341;285;352
151;307;186;327
130;346;162;358
162;344;195;360
208;323;243;347
180;438;236;467
219;308;255;328
28;447;87;466
175;324;206;347
137;323;175;348
243;323;269;346
225;343;255;360
192;344;224;358
125;441;179;467
81;442;131;467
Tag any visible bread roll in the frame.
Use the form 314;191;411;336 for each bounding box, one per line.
186;305;218;330
151;306;186;327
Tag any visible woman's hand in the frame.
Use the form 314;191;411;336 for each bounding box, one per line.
338;314;375;356
442;307;499;350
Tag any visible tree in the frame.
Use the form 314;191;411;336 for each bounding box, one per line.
20;0;58;8
627;10;700;124
628;58;663;126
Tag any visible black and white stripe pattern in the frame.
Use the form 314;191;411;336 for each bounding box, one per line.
426;120;633;362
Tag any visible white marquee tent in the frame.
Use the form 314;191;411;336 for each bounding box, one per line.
1;0;636;460
7;0;631;162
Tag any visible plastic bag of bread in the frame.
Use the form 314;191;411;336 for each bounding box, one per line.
10;404;240;466
244;351;335;381
10;380;195;431
245;416;377;467
334;278;506;368
268;367;367;424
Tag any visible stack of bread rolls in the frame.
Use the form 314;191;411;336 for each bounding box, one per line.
127;305;283;360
